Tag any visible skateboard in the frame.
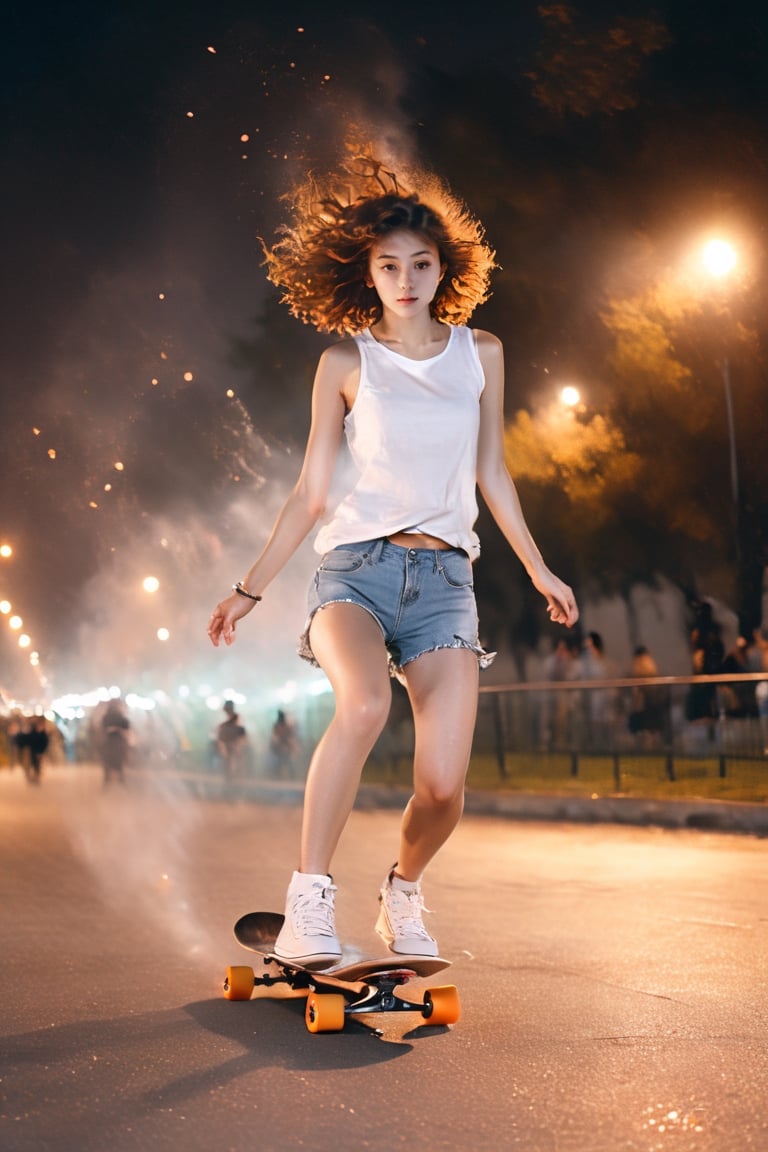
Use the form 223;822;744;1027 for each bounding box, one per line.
223;911;461;1033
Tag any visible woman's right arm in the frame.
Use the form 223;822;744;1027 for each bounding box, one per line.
207;341;357;647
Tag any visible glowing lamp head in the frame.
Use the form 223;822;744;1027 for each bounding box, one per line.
560;385;580;408
702;239;737;278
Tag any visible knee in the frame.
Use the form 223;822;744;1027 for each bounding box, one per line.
337;690;391;741
414;780;465;812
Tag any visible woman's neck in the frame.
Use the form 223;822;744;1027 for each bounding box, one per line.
371;313;449;357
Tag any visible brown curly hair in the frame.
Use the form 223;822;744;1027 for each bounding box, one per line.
262;153;497;335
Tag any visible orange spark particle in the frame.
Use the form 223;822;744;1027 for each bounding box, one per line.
240;133;249;142
48;449;56;459
183;371;194;382
114;462;124;471
207;45;217;54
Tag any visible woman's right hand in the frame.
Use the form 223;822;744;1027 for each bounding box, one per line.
207;592;257;647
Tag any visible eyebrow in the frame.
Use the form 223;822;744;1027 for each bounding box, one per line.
374;249;433;260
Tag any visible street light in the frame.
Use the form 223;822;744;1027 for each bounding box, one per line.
560;385;580;408
701;238;738;507
702;239;737;279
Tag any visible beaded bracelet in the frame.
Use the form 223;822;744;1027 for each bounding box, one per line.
232;581;262;603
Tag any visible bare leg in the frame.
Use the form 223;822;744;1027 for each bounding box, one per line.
396;647;479;882
300;603;392;874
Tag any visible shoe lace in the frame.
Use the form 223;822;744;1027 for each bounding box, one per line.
291;880;337;938
386;887;434;941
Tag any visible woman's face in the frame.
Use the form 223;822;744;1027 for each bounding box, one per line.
367;229;444;318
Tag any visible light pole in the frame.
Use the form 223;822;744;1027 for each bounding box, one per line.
720;354;738;506
701;238;739;509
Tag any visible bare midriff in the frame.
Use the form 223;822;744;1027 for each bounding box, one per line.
386;531;453;551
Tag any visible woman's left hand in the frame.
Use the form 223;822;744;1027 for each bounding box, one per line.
531;570;579;628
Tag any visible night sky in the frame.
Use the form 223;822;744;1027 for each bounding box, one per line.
2;0;767;701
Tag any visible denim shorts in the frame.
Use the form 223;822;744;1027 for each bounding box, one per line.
298;537;495;677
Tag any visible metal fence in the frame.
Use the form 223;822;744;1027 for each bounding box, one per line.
475;673;768;784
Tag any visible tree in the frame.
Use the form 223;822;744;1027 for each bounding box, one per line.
603;277;768;635
497;273;768;640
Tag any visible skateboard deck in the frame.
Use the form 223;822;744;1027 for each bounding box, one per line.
223;910;461;1032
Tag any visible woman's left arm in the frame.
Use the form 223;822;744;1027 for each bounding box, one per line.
475;331;579;627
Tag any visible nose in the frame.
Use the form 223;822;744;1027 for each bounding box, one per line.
398;270;413;291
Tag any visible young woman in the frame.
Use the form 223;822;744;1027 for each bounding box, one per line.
208;155;578;967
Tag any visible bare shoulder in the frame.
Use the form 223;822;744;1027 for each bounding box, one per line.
319;338;361;373
472;329;504;395
316;337;361;410
472;329;504;360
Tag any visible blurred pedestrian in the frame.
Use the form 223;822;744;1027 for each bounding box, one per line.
627;645;666;747
755;629;768;754
6;712;24;769
540;636;576;749
100;700;131;784
25;716;49;784
269;709;301;779
685;601;724;726
719;637;757;719
573;631;615;751
216;701;247;781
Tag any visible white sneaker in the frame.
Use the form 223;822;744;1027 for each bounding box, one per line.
375;867;439;957
274;871;342;968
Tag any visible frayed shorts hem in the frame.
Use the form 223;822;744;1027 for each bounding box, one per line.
297;537;495;680
298;603;496;683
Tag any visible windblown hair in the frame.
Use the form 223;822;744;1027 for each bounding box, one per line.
262;153;496;334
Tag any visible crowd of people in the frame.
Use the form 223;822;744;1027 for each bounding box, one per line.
3;714;53;783
537;612;768;752
0;695;307;786
1;611;766;786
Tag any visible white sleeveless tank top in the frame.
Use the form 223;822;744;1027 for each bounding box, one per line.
314;324;486;560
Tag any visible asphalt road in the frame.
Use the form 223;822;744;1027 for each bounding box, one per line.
1;765;766;1152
